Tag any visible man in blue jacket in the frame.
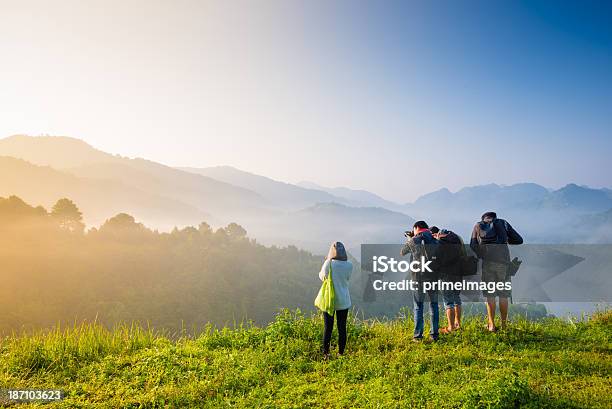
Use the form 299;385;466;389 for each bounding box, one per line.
401;220;440;341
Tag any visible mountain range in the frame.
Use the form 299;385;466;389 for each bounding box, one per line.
1;134;611;250
403;182;612;243
0;135;416;252
0;136;269;229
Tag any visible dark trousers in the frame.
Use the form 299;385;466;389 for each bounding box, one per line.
322;309;348;355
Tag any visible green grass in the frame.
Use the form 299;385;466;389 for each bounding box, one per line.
1;310;610;408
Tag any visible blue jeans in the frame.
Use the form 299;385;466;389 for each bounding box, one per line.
443;289;462;309
413;288;439;339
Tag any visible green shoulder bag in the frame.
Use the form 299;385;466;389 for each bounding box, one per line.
314;260;335;315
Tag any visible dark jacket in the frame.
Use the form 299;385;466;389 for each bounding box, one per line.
470;218;523;263
400;230;438;280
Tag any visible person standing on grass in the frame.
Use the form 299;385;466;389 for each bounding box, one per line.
319;241;352;357
470;212;523;332
401;221;440;341
431;226;465;334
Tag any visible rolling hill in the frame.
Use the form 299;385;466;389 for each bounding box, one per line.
0;135;269;227
0;156;206;228
254;202;414;255
297;180;405;211
0;134;120;168
179;166;347;210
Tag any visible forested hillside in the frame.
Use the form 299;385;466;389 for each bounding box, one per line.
0;195;326;332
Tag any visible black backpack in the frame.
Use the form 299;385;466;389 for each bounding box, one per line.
460;255;478;276
439;230;477;276
476;218;523;275
477;219;509;244
417;234;441;281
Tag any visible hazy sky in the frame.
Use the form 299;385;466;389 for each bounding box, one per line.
1;0;611;202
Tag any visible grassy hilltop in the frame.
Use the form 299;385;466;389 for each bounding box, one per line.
1;310;610;408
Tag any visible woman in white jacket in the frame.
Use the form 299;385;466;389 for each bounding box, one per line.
319;241;352;356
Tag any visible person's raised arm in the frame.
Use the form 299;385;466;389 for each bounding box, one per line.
506;222;523;245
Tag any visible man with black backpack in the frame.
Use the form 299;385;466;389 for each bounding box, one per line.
401;221;440;341
470;212;523;332
431;226;466;333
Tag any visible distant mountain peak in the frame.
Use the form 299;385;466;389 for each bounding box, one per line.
427;187;452;195
559;183;582;190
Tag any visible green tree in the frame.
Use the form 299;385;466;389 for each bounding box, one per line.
225;222;247;239
0;195;47;223
51;198;84;233
198;222;212;236
100;213;142;232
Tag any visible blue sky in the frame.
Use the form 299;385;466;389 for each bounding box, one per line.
0;0;610;201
